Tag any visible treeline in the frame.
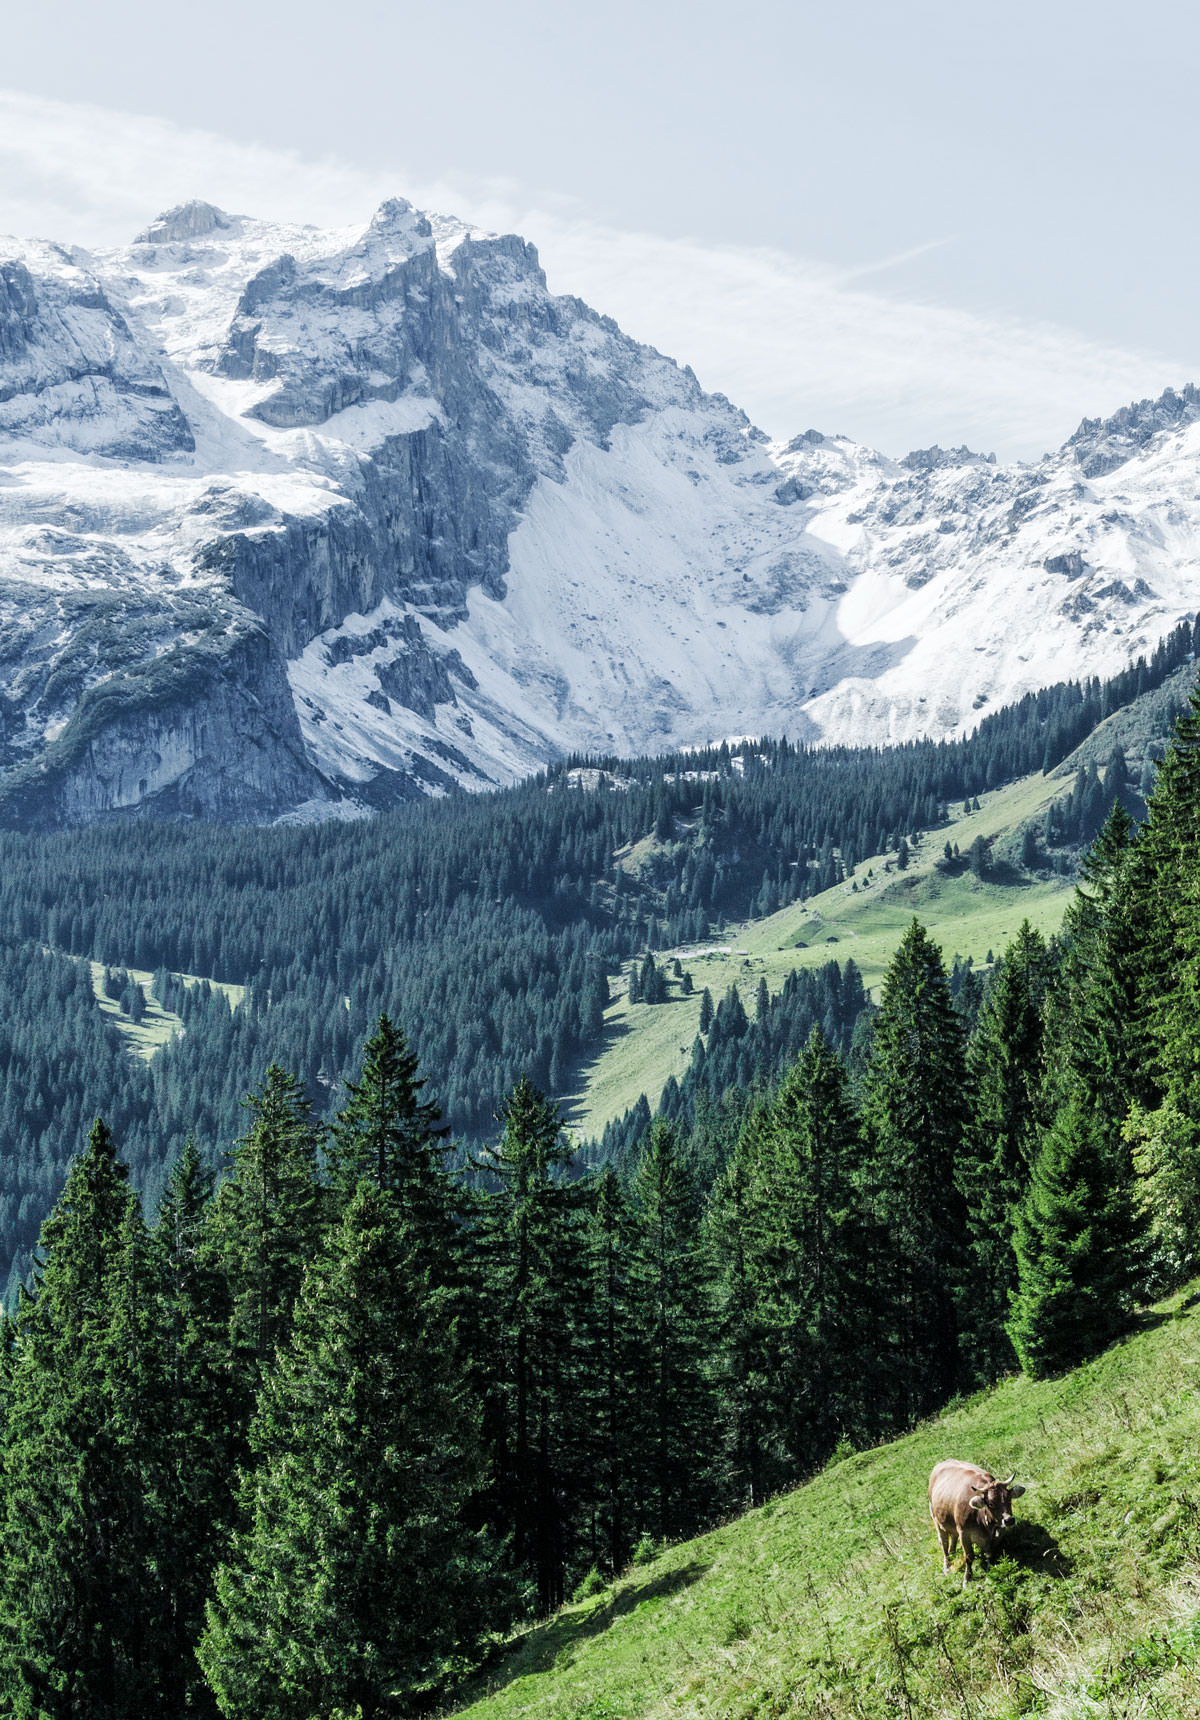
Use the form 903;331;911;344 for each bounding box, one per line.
6;685;1200;1715
0;627;1193;1298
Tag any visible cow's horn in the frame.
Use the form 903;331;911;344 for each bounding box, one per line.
1003;1472;1016;1486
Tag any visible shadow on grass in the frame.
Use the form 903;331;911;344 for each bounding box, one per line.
555;1017;636;1128
986;861;1034;888
1130;1306;1175;1337
1004;1518;1072;1578
931;858;1032;889
467;1560;712;1700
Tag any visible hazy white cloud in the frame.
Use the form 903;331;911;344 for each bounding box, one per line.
533;223;1190;461
0;88;1192;460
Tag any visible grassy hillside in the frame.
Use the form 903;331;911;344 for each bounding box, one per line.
566;769;1076;1139
452;1286;1200;1720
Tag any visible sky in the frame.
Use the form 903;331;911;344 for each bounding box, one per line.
0;0;1197;460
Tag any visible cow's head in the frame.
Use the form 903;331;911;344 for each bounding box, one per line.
968;1472;1026;1532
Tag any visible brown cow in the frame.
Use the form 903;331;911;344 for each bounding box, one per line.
928;1460;1025;1587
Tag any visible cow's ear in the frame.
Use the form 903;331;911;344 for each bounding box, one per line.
1009;1484;1026;1498
968;1494;985;1510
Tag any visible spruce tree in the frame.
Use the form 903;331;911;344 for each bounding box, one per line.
639;954;666;1004
0;1121;171;1719
960;921;1056;1378
707;1104;772;1509
154;1142;236;1716
711;1029;872;1501
199;1182;493;1720
1048;804;1157;1135
203;1065;324;1425
629;1119;718;1543
861;921;969;1422
101;1202;178;1705
578;1166;643;1574
474;1076;587;1614
760;1027;871;1457
327;1016;460;1287
1129;684;1200;1098
1007;1099;1146;1378
1124;687;1200;1277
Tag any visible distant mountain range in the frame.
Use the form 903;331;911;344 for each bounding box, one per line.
1;195;1197;825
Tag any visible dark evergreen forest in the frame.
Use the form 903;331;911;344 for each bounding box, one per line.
0;618;1194;1299
4;669;1200;1716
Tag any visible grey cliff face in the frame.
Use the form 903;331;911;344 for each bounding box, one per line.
134;200;231;245
0;623;325;830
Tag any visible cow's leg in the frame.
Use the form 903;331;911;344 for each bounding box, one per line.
934;1519;955;1573
961;1543;974;1589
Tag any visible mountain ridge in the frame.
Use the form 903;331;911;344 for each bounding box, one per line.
2;195;1199;825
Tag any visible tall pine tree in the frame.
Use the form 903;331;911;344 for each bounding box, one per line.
1007;1098;1146;1378
1047;804;1158;1135
577;1166;643;1574
154;1141;236;1717
960;921;1056;1379
203;1064;325;1437
327;1015;461;1291
761;1027;871;1460
629;1119;719;1543
199;1181;493;1720
862;921;969;1423
0;1121;171;1719
1122;688;1200;1280
474;1077;588;1614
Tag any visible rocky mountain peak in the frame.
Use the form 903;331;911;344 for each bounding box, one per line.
1064;382;1200;479
366;197;433;245
900;444;997;472
134;200;232;245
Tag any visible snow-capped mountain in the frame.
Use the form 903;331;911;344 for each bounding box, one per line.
0;196;1197;825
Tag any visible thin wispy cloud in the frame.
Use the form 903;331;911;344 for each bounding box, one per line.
833;238;954;285
0;88;1192;460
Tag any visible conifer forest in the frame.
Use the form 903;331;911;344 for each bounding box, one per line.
2;643;1200;1717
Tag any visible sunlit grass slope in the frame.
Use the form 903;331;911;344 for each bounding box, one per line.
566;769;1074;1139
452;1287;1200;1720
87;960;246;1062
